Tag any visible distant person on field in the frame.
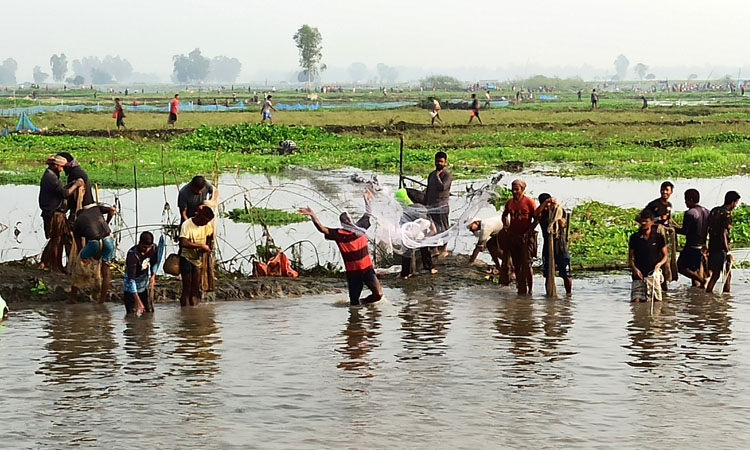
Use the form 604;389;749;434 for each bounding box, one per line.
168;93;179;127
178;175;215;224
430;98;443;125
577;89;582;101
468;93;483;125
114;98;126;129
297;193;383;306
641;96;648;110
484;90;491;108
261;95;277;123
706;191;741;294
590;89;599;109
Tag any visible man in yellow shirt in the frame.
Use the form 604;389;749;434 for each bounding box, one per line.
179;205;214;307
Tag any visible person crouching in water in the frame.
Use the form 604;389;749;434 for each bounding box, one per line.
535;193;572;296
466;215;505;274
502;179;538;295
124;231;159;314
297;203;383;306
628;209;668;302
70;204;116;303
179;205;214;307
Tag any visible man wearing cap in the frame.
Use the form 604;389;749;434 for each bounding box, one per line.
38;155;84;271
502;179;538;295
395;188;436;279
467;215;505;273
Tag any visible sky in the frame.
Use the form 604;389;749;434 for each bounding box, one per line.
6;0;750;83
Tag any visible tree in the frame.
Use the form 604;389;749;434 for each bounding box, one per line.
50;53;68;82
614;54;629;81
376;63;398;84
172;48;210;83
634;63;648;81
66;75;85;86
90;68;113;84
348;62;367;83
33;66;49;84
101;55;133;82
293;24;325;92
420;75;462;91
0;58;18;85
646;73;656;80
72;56;101;82
688;73;698;80
208;56;242;83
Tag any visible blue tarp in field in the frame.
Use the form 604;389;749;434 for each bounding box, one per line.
15;112;39;131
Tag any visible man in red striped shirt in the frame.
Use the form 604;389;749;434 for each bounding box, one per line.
298;205;382;306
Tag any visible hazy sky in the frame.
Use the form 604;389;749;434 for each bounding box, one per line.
6;0;750;82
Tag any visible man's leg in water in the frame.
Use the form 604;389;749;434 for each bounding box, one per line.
723;270;732;293
190;267;202;306
361;270;383;304
346;274;365;306
420;247;437;274
179;257;193;306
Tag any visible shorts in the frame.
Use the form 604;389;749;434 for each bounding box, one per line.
542;249;571;278
346;268;378;306
708;249;728;272
124;290;154;314
168;112;177;123
179;256;199;275
262;112;272;120
470;109;480;117
677;247;703;272
79;236;115;261
631;278;662;302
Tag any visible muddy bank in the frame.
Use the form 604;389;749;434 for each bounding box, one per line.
0;255;495;305
32;128;193;139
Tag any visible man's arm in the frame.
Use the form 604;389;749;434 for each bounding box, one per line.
628;248;643;280
180;237;211;252
655;245;669;270
100;205;115;224
177;188;188;221
297;207;330;236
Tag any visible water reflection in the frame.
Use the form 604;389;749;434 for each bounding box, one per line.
336;307;382;377
122;313;161;385
494;298;574;364
626;301;679;369
167;306;222;382
397;292;453;361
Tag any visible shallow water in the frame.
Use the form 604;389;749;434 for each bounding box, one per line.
2;273;750;448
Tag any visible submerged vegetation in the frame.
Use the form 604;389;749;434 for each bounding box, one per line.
225;207;306;226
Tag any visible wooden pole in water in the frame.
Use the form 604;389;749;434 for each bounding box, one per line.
398;134;405;189
133;166;139;236
545;208;558;297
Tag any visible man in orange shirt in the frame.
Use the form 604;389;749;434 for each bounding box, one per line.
502;179;538;295
168;93;179;128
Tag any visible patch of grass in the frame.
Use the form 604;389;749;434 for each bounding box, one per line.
225;207;306;226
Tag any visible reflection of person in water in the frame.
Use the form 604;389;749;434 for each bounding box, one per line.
682;290;732;353
494;298;539;362
122;314;158;380
336;307;381;375
170;306;221;381
625;302;678;369
397;290;452;360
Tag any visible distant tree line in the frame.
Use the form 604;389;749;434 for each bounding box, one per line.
172;48;242;83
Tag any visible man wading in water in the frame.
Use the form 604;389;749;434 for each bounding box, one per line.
502;179;537;295
674;188;710;288
642;181;678;290
706;191;741;294
298;193;383;306
628;209;668;302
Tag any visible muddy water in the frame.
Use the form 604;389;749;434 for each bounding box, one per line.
2;274;750;448
2;171;749;269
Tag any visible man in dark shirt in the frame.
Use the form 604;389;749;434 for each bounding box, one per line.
706;191;741;293
467;93;483;125
70;204;115;304
674;188;710;287
38;155;83;271
56;152;95;216
628;209;668;302
644;181;674;225
178;175;215;224
124;231;159;314
643;181;677;287
425;151;452;257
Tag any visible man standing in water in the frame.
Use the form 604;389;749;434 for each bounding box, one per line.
706;191;741;294
297;201;382;306
674;189;710;288
70;203;116;304
168;93;179;128
628;209;668;302
178;175;214;224
426;151;453;257
39;155;83;271
535;193;572;296
502;179;537;295
179;205;215;307
261;94;277;123
643;181;677;287
468;93;483;125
